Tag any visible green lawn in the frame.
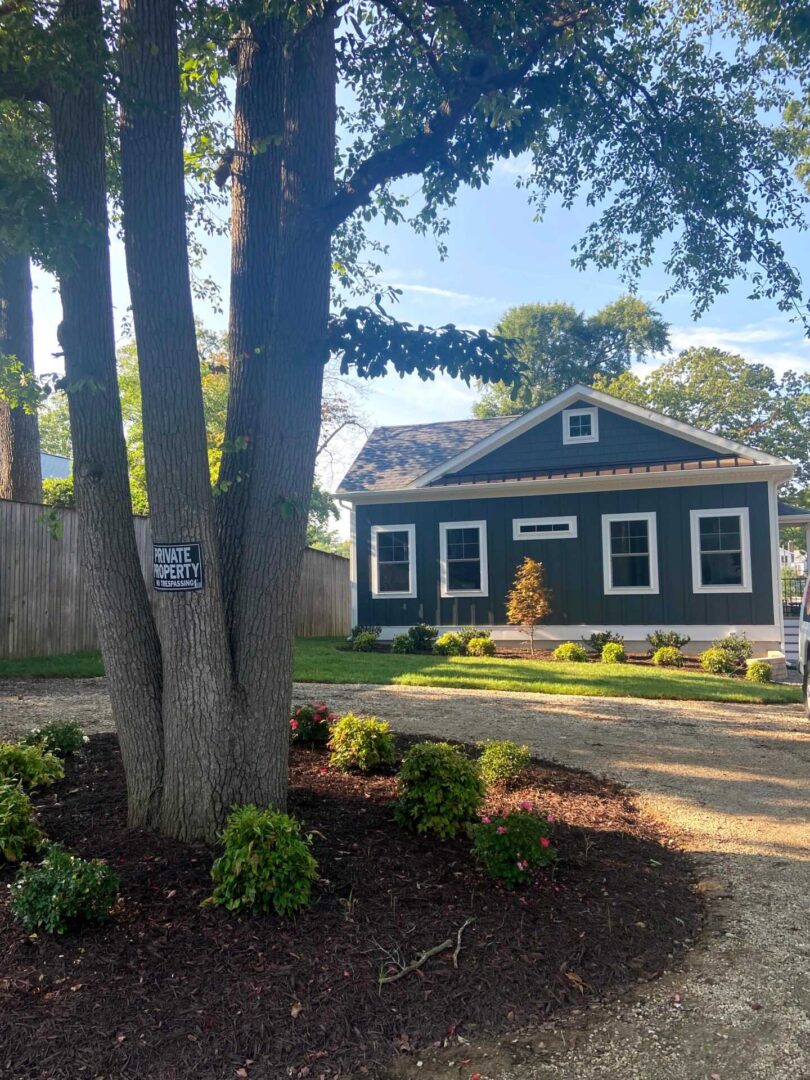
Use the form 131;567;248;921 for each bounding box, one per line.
0;637;801;705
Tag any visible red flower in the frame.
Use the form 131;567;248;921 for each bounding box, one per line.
496;826;508;835
540;837;550;848
289;718;298;731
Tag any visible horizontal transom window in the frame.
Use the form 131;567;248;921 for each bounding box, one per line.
513;516;578;541
371;524;417;599
690;508;751;593
601;512;659;595
440;520;488;598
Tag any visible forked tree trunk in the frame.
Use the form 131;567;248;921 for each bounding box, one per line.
0;251;42;503
48;0;164;828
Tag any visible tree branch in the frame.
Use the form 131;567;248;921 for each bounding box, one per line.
374;0;451;89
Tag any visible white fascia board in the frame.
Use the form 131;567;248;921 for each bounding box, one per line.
406;384;792;489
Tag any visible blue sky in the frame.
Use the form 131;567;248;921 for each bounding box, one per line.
29;149;810;532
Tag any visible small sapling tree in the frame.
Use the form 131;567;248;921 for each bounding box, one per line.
506;557;552;657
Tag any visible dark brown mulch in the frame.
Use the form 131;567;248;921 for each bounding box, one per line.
0;735;701;1080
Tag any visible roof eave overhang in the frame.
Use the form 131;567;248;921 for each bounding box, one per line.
337;462;794;504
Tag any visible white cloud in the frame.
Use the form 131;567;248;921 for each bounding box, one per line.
388;282;500;307
669;323;793;352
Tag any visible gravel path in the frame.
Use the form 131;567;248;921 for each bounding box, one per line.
1;678;808;1080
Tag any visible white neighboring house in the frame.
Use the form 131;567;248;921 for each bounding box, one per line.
40;452;71;481
780;543;808;578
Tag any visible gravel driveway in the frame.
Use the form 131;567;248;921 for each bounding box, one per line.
1;678;808;1080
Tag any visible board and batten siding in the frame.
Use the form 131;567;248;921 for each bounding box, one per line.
0;500;349;658
354;481;775;631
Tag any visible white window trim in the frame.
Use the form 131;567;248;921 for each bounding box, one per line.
689;507;752;594
562;406;599;445
601;511;659;595
439;520;488;598
512;515;578;541
370;523;417;599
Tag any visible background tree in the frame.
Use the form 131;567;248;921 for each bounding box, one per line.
506;556;552;656
475;296;669;417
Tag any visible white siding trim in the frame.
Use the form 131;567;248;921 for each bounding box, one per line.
562;407;598;445
439;520;488;598
768;479;785;653
512;516;578;541
601;511;660;595
370;523;417;599
689;507;752;594
349;506;358;627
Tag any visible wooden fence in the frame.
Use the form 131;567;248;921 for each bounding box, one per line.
0;499;350;659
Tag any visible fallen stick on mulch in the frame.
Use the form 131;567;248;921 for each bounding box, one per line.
379;918;474;985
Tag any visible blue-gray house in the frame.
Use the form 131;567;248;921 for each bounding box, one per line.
337;385;799;654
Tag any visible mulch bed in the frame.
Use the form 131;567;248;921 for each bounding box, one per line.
0;735;701;1080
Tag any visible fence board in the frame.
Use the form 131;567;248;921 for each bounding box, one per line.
0;500;349;659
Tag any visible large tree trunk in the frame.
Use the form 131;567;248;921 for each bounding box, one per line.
0;251;42;503
119;0;239;841
48;0;164;829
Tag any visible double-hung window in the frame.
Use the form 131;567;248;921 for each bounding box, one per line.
602;512;659;595
690;508;751;593
439;520;488;597
562;407;599;445
370;524;416;598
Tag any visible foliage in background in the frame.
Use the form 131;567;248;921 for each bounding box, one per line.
395;741;485;840
478;740;532;786
23;721;86;758
647;630;692;654
601;642;627;664
651;645;685;668
11;843;120;934
746;659;773;683
0;782;41;863
553;642;589;663
711;633;754;667
506;557;552;656
0;742;63;790
700;647;738;675
583;631;625;654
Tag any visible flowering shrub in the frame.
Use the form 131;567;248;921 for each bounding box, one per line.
434;632;465;656
24;721;87;758
647;629;691;654
290;702;335;745
208;805;318;917
478;740;531;786
471;807;555;888
406;623;437;653
584;630;624;653
553;642;588;663
700;647;737;675
466;636;496;657
600;642;627;664
351;630;379;653
711;633;752;668
328;714;396;773
746;660;773;684
11;843;120;933
652;645;684;667
0;782;41;863
0;743;64;790
395;742;485;839
390;633;413;654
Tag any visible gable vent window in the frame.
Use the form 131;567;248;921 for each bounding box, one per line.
513;516;577;541
690;508;751;593
371;524;417;598
602;512;659;595
563;407;599;445
440;520;488;597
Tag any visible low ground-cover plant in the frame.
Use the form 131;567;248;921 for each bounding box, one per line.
700;647;737;675
553;642;588;663
434;631;465;656
584;630;624;653
466;636;496;657
290;702;336;745
470;804;555;888
0;743;64;789
24;721;87;758
601;642;627;664
652;645;684;667
711;633;752;669
746;660;773;684
328;714;396;773
395;742;485;839
11;842;120;933
647;630;691;654
0;782;41;863
478;740;531;786
208;805;318;917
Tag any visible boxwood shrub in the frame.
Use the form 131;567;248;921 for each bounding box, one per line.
553;641;588;663
478;740;531;786
700;647;737;675
395;742;485;839
746;660;773;684
600;642;627;664
328;714;396;773
651;645;684;667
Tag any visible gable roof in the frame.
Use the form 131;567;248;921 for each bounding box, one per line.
337;384;792;495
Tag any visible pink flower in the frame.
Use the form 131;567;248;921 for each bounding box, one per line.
496;826;508;835
289;718;298;731
519;800;533;812
480;815;491;824
547;815;557;823
540;837;550;848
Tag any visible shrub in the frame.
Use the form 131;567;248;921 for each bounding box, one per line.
0;743;64;790
553;641;588;663
11;843;119;933
406;623;437;652
700;647;737;675
350;624;381;642
478;740;531;786
652;645;684;667
434;631;465;656
711;633;753;668
290;702;335;745
23;721;87;758
328;714;396;773
42;476;75;508
458;626;491;647
601;642;627;664
584;630;624;653
647;629;691;654
467;636;496;657
351;630;379;653
471;807;555;888
746;660;773;684
390;633;413;654
208;805;318;917
395;742;485;839
0;782;41;863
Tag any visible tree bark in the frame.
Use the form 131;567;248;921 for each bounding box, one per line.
48;0;164;829
119;0;239;840
0;251;42;503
